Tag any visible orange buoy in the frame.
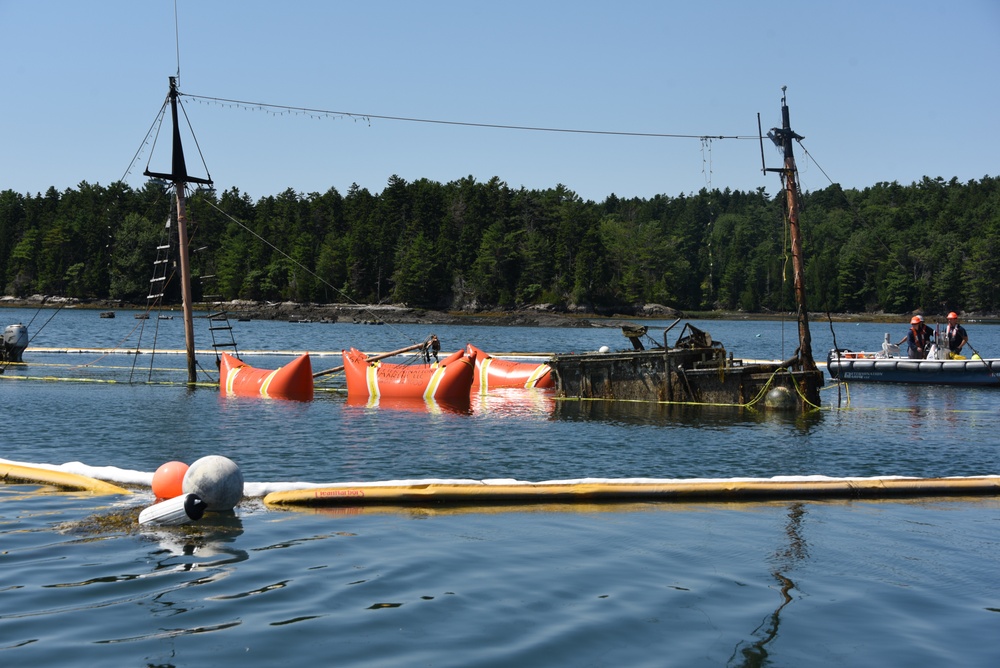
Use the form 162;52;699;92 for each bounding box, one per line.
152;460;189;500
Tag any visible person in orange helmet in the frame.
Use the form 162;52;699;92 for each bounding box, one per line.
944;312;968;358
897;315;933;358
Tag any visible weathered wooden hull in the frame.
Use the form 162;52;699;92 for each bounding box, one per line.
549;348;822;409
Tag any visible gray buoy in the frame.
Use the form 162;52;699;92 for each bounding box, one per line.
182;455;244;511
764;386;796;410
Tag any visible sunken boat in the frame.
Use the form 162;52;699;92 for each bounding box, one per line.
549;322;822;410
550;90;824;411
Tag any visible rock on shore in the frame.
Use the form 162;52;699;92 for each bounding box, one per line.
0;296;644;328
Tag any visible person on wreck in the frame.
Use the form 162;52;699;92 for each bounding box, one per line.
944;311;969;358
897;315;933;359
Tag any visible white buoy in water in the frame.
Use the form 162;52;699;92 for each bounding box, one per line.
138;493;207;526
599;345;610;353
182;455;244;511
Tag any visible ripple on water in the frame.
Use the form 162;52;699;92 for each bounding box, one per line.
3;487;1000;666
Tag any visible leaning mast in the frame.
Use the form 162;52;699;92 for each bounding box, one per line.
763;88;816;373
144;77;213;384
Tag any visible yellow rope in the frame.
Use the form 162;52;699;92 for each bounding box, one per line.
786;370;822;410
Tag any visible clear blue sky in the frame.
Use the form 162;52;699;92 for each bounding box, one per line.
2;0;998;202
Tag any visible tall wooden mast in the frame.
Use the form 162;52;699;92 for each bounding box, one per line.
144;77;213;384
763;88;816;373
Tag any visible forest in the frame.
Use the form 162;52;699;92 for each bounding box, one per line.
1;173;998;316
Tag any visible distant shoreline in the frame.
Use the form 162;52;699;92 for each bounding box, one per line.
3;297;997;327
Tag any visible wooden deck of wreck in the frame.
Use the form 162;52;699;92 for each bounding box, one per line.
549;347;822;410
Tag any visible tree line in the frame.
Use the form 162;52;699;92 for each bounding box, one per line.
1;174;998;315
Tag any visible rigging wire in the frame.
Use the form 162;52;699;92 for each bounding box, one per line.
122;89;212;188
200;197;422;348
701;137;713;188
119;102;168;184
124;81;756;189
177;100;213;184
795;139;903;270
182;92;758;141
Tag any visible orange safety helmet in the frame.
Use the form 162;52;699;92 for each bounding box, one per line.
947;312;959;320
910;316;921;325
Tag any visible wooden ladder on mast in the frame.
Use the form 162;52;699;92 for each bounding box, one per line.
199;274;240;364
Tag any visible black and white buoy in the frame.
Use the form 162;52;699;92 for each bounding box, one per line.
138;493;207;526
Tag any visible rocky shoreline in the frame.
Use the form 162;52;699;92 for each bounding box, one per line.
1;296;668;328
3;296;996;327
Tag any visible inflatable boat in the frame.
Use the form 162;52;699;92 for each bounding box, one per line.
827;339;999;386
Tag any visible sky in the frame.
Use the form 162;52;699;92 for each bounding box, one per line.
1;0;998;203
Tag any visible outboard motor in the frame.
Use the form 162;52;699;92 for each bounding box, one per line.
881;332;900;358
2;323;28;363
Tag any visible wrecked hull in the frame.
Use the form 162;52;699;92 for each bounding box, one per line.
550;347;822;410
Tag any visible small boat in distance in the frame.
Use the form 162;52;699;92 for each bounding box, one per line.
827;336;1000;386
219;352;315;400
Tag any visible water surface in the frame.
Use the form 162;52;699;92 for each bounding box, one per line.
2;308;998;666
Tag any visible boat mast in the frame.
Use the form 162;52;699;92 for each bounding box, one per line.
764;88;816;373
144;76;213;385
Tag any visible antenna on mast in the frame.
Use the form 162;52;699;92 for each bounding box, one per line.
174;0;182;86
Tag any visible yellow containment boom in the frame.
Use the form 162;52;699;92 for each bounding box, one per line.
1;462;132;496
263;476;1000;507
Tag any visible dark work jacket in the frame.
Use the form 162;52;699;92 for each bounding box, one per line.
946;324;968;353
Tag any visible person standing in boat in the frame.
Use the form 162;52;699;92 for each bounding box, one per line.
944;312;969;358
898;315;933;359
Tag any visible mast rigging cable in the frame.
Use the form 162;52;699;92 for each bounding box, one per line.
182;92;757;141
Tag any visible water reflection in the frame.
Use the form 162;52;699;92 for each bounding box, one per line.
58;507;248;573
553;398;825;432
51;505;250;639
471;388;556;416
344;394;473;415
142;512;248;571
729;502;808;667
343;389;559;417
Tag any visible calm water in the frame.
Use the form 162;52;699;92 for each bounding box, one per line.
2;307;999;666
